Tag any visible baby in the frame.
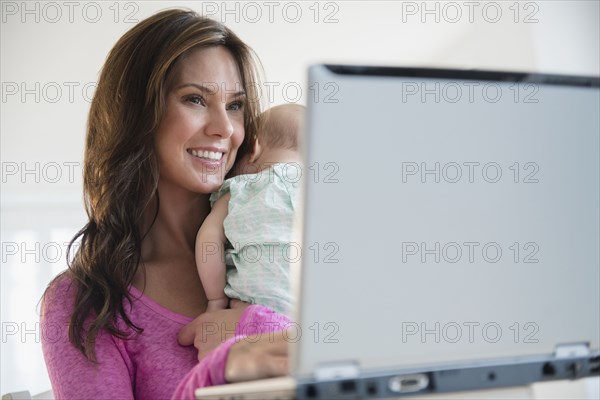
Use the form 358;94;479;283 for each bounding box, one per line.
195;104;304;315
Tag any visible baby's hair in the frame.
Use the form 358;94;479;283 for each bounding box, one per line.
257;103;305;151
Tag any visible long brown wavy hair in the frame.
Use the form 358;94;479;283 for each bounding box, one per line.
46;9;263;361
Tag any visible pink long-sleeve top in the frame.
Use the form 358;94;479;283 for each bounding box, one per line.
41;274;291;400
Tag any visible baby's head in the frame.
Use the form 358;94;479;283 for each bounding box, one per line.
258;103;303;153
233;103;304;175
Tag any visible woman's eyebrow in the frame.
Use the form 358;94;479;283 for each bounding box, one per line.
174;82;246;97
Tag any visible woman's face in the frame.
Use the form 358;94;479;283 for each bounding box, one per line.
155;46;246;193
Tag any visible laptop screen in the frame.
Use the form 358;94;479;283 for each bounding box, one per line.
294;65;600;378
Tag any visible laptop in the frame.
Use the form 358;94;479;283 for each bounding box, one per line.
195;65;600;399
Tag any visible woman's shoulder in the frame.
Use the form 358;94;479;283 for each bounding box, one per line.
41;270;77;317
45;270;76;297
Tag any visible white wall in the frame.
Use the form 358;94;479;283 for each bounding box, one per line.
1;0;598;396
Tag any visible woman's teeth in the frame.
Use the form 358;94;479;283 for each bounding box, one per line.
190;150;224;161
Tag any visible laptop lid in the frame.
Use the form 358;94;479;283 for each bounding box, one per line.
291;65;599;394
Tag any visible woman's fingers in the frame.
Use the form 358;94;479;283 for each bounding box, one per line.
264;355;288;377
225;352;288;382
270;330;291;355
177;318;199;346
179;307;251;362
225;331;290;383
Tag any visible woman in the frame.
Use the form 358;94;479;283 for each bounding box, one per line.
41;9;290;399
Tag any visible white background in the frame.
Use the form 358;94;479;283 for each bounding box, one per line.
1;0;599;396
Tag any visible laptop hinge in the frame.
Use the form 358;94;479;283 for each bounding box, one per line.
314;362;360;382
555;343;590;358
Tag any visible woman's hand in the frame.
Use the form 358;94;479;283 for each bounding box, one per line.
225;326;290;383
177;300;250;361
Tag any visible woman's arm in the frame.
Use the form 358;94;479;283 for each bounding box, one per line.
41;278;135;399
172;326;290;399
173;304;292;399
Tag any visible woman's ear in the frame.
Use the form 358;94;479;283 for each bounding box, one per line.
249;139;262;163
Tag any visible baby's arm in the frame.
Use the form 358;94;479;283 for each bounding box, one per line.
196;192;231;312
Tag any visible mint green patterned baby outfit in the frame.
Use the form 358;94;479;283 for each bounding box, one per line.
209;163;300;316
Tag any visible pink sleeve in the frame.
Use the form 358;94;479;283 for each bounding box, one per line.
41;278;135;400
171;305;292;400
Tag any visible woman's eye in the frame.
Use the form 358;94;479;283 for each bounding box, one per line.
185;95;206;106
228;101;244;111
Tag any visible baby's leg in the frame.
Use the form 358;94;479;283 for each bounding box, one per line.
205;298;230;312
196;193;232;312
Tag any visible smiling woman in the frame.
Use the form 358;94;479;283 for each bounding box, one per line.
39;8;291;400
3;1;599;398
155;46;246;194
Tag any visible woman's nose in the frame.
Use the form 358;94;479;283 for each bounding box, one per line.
205;107;234;138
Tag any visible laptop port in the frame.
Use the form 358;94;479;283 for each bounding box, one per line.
305;384;317;398
542;362;556;376
388;374;429;393
340;380;356;393
366;381;378;395
567;362;582;377
590;356;600;374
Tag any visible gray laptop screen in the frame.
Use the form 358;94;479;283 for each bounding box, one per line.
294;65;600;378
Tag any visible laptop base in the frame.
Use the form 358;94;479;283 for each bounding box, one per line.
195;351;599;399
